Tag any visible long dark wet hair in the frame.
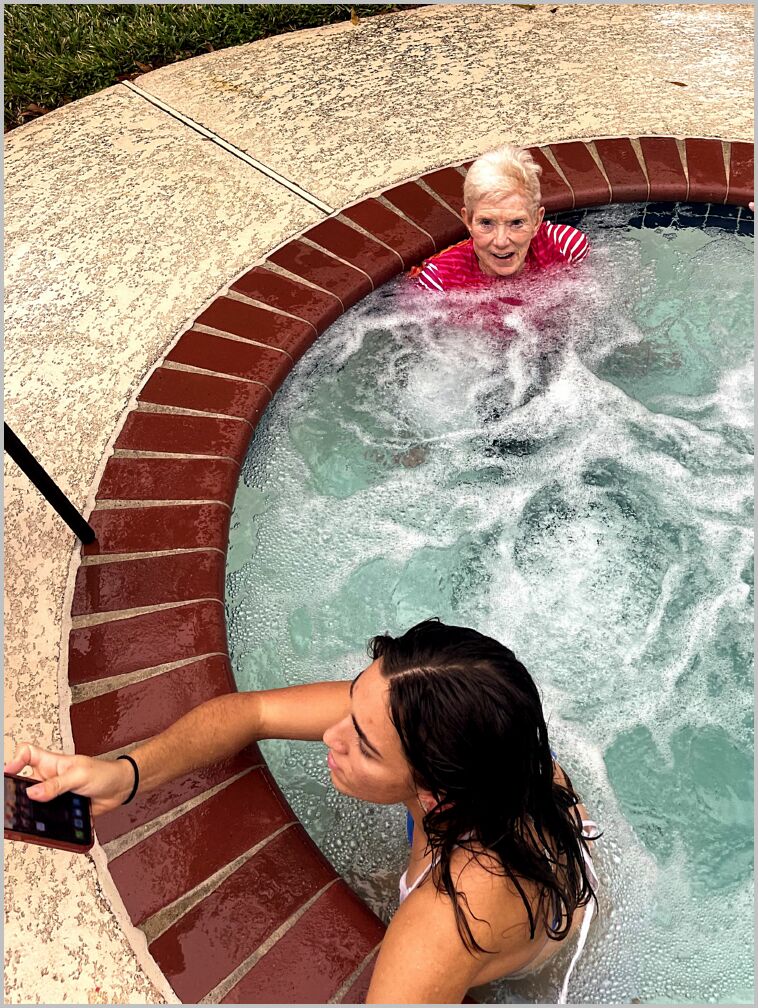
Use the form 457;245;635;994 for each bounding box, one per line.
370;618;600;955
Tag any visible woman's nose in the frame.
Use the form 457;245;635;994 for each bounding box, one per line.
323;719;348;752
493;225;512;247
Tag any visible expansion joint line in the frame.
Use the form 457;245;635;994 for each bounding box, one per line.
121;80;334;215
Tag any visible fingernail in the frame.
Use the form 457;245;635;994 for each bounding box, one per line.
26;785;42;798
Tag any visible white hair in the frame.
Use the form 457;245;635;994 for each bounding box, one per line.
463;143;543;215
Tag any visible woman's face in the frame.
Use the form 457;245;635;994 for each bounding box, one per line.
322;659;419;806
462;191;545;277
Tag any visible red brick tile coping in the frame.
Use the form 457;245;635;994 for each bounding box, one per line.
68;137;752;1004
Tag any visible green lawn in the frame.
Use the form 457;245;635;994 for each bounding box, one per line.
4;3;406;131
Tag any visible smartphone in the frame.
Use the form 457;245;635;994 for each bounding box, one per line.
4;773;93;853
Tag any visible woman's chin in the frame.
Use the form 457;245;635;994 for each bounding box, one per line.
491;257;522;276
329;768;346;788
329;771;360;800
480;254;523;277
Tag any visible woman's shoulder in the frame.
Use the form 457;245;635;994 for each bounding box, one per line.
427;236;474;264
409;237;476;290
448;838;539;903
533;219;590;265
438;838;542;946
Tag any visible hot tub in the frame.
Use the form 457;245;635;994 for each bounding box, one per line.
68;136;754;1004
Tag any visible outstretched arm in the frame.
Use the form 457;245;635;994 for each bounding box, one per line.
5;679;351;815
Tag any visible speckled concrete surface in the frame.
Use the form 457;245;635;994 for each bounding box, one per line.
137;4;754;208
4;83;321;487
3;4;753;1004
4;85;320;1005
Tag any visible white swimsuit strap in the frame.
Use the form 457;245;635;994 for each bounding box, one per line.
399;859;435;900
557;818;601;1001
558;895;595;1004
581;818;601;839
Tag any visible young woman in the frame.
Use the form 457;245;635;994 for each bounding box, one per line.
411;143;589;293
6;619;600;1004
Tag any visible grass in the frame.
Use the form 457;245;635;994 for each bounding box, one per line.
3;3;407;131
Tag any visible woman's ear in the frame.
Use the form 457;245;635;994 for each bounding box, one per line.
416;787;438;813
461;206;471;233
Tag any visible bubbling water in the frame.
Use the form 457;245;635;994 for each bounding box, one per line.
226;205;753;1004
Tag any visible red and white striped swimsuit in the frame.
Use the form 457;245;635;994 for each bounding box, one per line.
410;221;589;293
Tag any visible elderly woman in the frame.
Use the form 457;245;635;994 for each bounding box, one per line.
412;143;589;293
6;619;600;1004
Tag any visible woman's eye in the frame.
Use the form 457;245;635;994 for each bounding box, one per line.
512;220;524;228
478;219;492;228
358;738;373;758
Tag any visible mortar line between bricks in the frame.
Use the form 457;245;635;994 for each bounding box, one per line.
199;877;340;1004
136;402;258;427
71;651;229;702
111;449;240;464
721;140;731;194
675;138;690;198
71;597;224;629
161;358;275;395
377;188;447;240
191;322;295;361
81;547;226;566
121;80;334;214
627;138;651;199
582;139;612;189
102;766;261;864
335;212;406;269
139;819;294;947
299;236;376;289
224;289;319;336
376;193;438;246
93;498;231;510
540;146;576;207
328;943;381;1003
256;260;346;313
415;176;462;215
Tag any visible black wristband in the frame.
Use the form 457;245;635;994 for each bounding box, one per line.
116;754;139;805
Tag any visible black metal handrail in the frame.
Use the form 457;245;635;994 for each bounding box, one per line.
4;423;96;544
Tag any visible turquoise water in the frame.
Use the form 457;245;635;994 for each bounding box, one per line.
226;204;754;1004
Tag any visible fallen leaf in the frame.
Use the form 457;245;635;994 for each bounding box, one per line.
665;80;688;87
350;7;360;25
514;4;537;8
134;61;153;73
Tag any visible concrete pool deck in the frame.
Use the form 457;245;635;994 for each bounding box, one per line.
3;4;753;1004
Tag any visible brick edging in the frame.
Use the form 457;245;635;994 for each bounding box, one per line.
67;136;753;1004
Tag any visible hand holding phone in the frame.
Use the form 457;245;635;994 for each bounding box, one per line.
3;742;134;817
5;773;93;853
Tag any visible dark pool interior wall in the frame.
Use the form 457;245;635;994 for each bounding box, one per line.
556;200;754;236
68;137;753;1004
